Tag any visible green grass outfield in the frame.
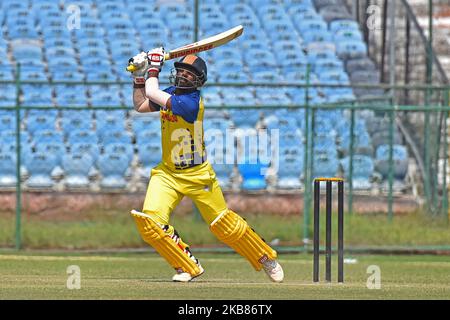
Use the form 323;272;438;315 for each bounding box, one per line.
1;252;449;300
1;210;450;249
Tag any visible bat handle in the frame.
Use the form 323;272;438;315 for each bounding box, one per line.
126;65;137;72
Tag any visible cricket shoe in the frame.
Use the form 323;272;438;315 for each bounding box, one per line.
262;259;284;283
172;265;204;282
172;252;204;283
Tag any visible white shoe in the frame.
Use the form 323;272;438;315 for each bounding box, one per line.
172;266;204;282
262;259;284;283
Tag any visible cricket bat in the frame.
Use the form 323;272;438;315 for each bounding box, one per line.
126;25;244;72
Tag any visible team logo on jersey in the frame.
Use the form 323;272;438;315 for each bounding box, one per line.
161;109;178;123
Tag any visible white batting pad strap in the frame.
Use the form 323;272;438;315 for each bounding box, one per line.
145;77;171;107
130;209;152;219
210;209;228;226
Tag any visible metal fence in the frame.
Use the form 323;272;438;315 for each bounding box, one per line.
1;63;449;249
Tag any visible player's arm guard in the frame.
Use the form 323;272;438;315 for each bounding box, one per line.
210;210;277;271
131;210;202;276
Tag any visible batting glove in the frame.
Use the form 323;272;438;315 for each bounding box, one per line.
128;52;149;85
147;47;165;76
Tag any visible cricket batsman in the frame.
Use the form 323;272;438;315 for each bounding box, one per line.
128;47;284;282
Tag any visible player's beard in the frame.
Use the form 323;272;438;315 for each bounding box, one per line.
176;76;194;88
170;68;201;89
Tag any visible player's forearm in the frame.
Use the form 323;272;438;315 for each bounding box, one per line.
145;76;171;107
133;86;153;112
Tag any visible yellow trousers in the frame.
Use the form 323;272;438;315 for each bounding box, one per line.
142;161;228;225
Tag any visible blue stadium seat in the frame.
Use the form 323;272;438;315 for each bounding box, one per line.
159;2;190;17
277;146;303;189
26;114;57;134
3;1;28;11
255;87;292;106
210;160;234;189
20;66;48;82
0;130;29;145
375;145;409;180
33;130;64;145
230;109;261;128
252;71;284;84
61;110;93;120
201;89;224;107
217;70;250;84
97;153;131;190
336;40;367;60
104;143;134;163
61;116;93;135
100;130;132;146
238;161;269;191
89;85;122;106
302;29;333;44
289;6;319;19
314;132;336;152
308;50;338;62
73;28;105;39
346;57;377;74
41;26;71;39
24;152;58;189
34;2;60;12
55;85;88;108
0;65;14;81
21;84;53;107
35;142;66;166
52;70;85;83
96;115;125;137
1;141;33;162
0;114;16;131
335;29;363;42
314;58;344;73
215;59;244;72
79;47;109;60
244;49;277;72
329;19;360;34
9;25;39;39
165;11;193;25
221;88;256;107
312;152;339;179
338;128;373;156
137;143;162;180
135;130;161;146
62;153;94;190
71;142;100;162
255;4;286;17
225;3;254;16
132;116;161;134
318;4;352;23
341;154;374;189
296;19;328;33
0;153;17;188
46;46;76;59
47;56;79;70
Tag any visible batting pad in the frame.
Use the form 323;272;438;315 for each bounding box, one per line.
130;210;203;277
210;210;277;271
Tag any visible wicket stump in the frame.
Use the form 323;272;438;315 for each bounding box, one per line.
313;177;344;283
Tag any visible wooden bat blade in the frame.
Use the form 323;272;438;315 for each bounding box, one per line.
166;25;244;60
126;25;243;72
